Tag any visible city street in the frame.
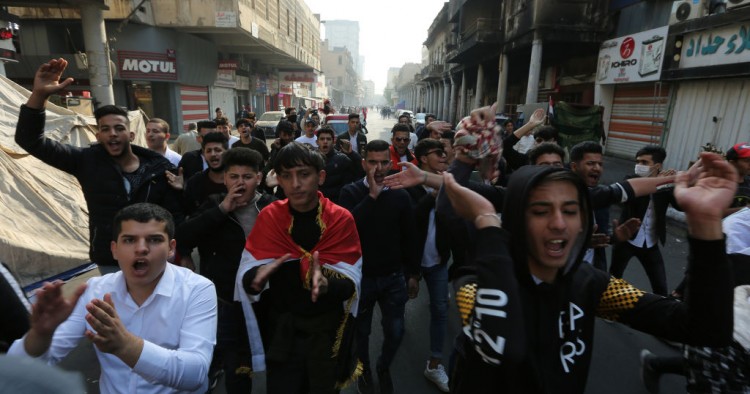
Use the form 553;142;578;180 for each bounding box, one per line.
56;114;689;394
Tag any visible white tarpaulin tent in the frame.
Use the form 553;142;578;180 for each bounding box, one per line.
0;75;147;285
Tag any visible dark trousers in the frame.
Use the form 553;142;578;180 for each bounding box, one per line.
266;335;339;394
610;241;668;296
356;272;408;372
214;301;252;394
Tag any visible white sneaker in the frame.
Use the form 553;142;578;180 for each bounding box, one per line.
423;362;450;392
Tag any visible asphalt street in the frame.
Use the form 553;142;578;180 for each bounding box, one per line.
58;114;691;393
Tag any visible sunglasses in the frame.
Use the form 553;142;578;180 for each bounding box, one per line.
394;137;410;142
427;149;447;157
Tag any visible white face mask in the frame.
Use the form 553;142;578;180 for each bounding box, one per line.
634;164;652;177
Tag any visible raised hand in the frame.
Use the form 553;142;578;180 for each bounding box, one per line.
28;58;75;109
84;294;143;367
383;161;425;189
426;121;452;134
675;152;738;240
265;169;279;188
310;252;328;302
220;182;249;213
30;280;87;337
165;167;184;191
528;108;546;126
340;139;352;154
25;280;87;357
367;165;384;200
250;253;292;292
613;218;641;243
443;172;498;228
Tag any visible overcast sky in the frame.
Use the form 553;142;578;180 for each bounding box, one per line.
304;0;447;94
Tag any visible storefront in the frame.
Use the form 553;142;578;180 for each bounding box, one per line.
660;20;750;170
595;26;672;159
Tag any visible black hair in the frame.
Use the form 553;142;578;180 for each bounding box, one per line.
276;120;294;135
236;118;253;128
528;142;566;165
391;123;411;134
533;126;559;142
94;105;129;123
503;119;513;127
727;146;739;161
363;140;390;155
214;117;229;127
316;126;335;139
287;114;298;124
398;114;410;121
635;145;667;164
113;203;174;241
197;120;217;132
348;113;360;120
570;141;603;163
426;114;436;121
414;138;443;161
284;107;295;115
222;147;263;172
201;132;229;150
440;130;455;142
273;142;325;173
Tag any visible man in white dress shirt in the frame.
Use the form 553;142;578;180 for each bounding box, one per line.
145;118;182;167
8;203;218;394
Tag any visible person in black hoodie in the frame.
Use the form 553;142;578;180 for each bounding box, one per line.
14;58;183;272
316;126;364;203
176;147;275;393
444;153;736;394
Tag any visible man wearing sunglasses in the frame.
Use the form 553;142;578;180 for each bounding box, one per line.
389;123;419;172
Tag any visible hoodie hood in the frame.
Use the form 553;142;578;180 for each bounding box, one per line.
501;166;593;286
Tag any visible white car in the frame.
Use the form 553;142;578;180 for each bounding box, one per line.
415;113;427;125
255;111;286;139
395;109;414;120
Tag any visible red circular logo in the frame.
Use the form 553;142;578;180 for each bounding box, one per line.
620;37;635;59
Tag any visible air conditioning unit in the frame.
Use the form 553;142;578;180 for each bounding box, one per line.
727;0;750;10
669;0;706;25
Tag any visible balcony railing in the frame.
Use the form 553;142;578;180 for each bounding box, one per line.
461;18;501;43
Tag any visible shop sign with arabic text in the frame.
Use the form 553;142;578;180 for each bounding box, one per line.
680;24;750;68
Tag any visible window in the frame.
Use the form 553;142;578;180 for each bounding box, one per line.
277;0;280;28
287;10;290;36
338;56;342;65
265;0;269;20
294;17;298;42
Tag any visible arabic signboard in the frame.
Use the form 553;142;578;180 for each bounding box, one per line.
215;11;237;28
118;50;177;81
679;23;750;69
279;72;316;83
596;26;668;84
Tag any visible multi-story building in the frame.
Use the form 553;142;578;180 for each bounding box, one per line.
5;0;320;132
320;40;357;106
322;20;361;77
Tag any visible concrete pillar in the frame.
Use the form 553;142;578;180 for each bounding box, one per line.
436;82;444;119
525;32;543;105
81;3;115;106
459;71;467;119
0;62;6;78
449;75;457;124
496;54;509;113
442;79;449;121
474;64;485;109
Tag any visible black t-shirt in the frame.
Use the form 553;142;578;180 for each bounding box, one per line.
232;138;270;163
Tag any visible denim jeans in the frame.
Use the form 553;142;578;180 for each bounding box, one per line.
422;264;449;360
355;272;408;371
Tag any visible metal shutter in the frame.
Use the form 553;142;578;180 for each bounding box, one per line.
606;83;671;158
180;85;209;131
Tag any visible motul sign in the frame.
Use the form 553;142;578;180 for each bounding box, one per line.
118;50;178;80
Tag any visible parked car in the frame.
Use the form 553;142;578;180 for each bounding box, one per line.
395;109;414;120
415;113;427;125
256;111;285;139
323;114;367;136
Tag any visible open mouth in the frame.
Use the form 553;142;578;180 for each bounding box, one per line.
133;259;148;274
545;239;568;257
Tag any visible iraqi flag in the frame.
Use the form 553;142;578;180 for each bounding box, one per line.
234;192;363;371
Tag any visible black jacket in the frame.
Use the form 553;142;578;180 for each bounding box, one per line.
451;165;733;394
319;149;364;203
339;180;419;277
175;192;275;301
618;175;680;246
177;149;204;181
15;105;183;266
